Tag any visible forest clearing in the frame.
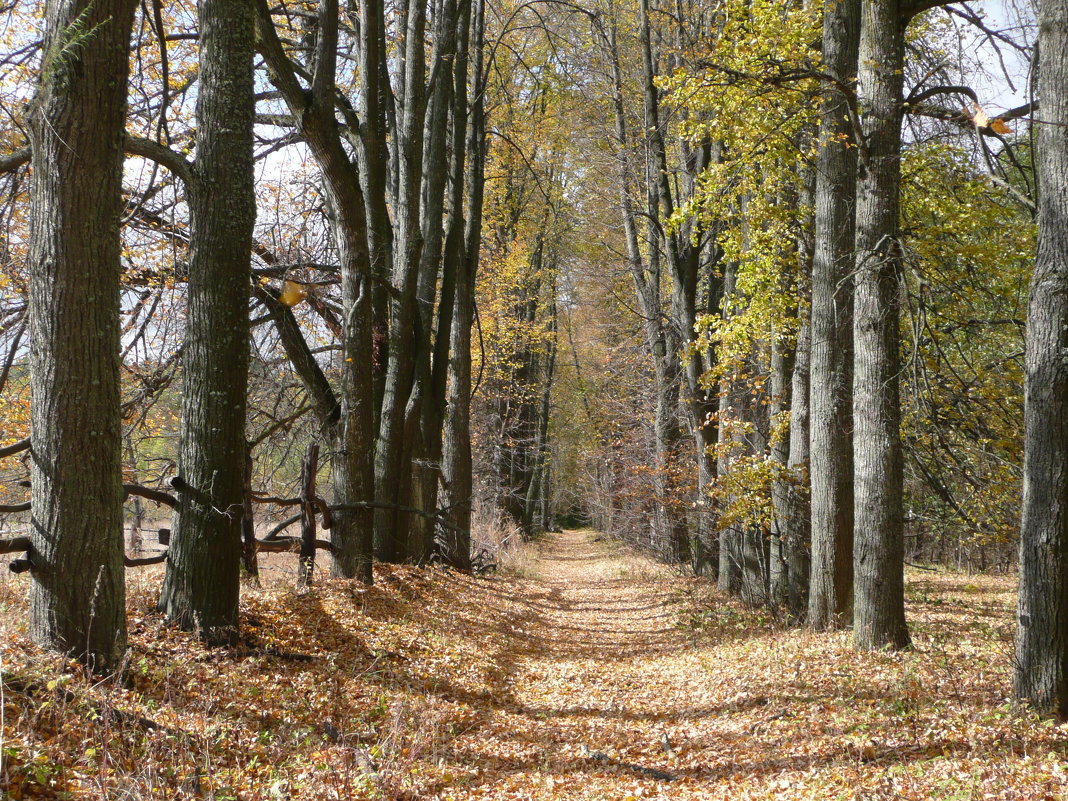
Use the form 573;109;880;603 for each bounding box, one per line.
2;529;1066;800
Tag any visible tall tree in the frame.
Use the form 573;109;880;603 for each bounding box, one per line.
159;0;257;643
807;0;859;631
851;0;910;650
27;0;137;669
1015;0;1068;716
442;0;487;557
255;0;377;581
637;0;718;571
598;6;692;566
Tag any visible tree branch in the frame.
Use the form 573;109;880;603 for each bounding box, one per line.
0;438;30;458
124;135;194;185
0;147;29;173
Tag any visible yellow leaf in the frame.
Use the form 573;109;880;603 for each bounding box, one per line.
279;280;307;307
990;118;1012;135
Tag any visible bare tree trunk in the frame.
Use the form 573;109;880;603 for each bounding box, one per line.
357;0;394;426
241;446;259;579
851;0;909;651
602;11;689;564
297;444;320;587
769;327;794;606
374;0;428;563
807;0;859;631
717;263;743;594
160;0;256;645
784;310;812;618
637;0;717;569
442;0;486;560
408;0;467;564
1015;0;1068;717
27;0;136;670
524;301;557;534
771;161;815;619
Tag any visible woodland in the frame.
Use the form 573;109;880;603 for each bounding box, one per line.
0;0;1067;795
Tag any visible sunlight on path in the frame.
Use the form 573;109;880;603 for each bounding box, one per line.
440;531;1046;801
446;529;722;799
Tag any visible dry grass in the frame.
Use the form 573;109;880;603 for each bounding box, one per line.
470;506;538;577
1;532;1066;800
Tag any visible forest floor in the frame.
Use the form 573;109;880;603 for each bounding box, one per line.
2;529;1068;799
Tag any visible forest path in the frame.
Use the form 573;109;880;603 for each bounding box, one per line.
414;529;1037;800
446;528;748;799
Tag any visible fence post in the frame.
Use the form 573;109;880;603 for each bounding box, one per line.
297;443;320;587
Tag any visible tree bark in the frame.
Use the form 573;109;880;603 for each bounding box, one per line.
717;263;744;594
27;0;136;670
407;0;467;564
160;0;256;645
1015;0;1068;717
851;0;909;651
374;0;429;563
442;0;486;559
769;326;795;606
807;0;859;631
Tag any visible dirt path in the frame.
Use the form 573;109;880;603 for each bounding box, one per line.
434;530;1052;801
446;529;730;799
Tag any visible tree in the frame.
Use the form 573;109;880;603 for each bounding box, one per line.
442;0;487;564
807;0;859;631
254;0;380;579
595;4;694;567
26;0;137;670
1015;0;1068;716
850;0;911;651
158;0;257;644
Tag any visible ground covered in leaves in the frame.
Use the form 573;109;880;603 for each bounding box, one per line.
2;530;1067;799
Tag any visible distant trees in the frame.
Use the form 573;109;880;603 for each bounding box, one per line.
553;0;1036;655
26;0;137;670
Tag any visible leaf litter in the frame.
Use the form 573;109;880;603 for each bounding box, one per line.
1;530;1066;799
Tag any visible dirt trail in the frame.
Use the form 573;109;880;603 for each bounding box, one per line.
436;529;1044;801
446;529;728;799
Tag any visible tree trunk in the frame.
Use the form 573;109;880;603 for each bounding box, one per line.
441;0;486;561
784;310;812;619
603;12;693;566
807;0;859;631
255;0;377;582
297;444;320;587
407;0;467;564
851;0;909;651
740;348;769;607
1015;0;1068;717
160;0;255;645
717;263;743;595
374;0;428;563
330;232;376;583
27;0;136;671
524;301;557;535
769;326;795;606
241;446;259;579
